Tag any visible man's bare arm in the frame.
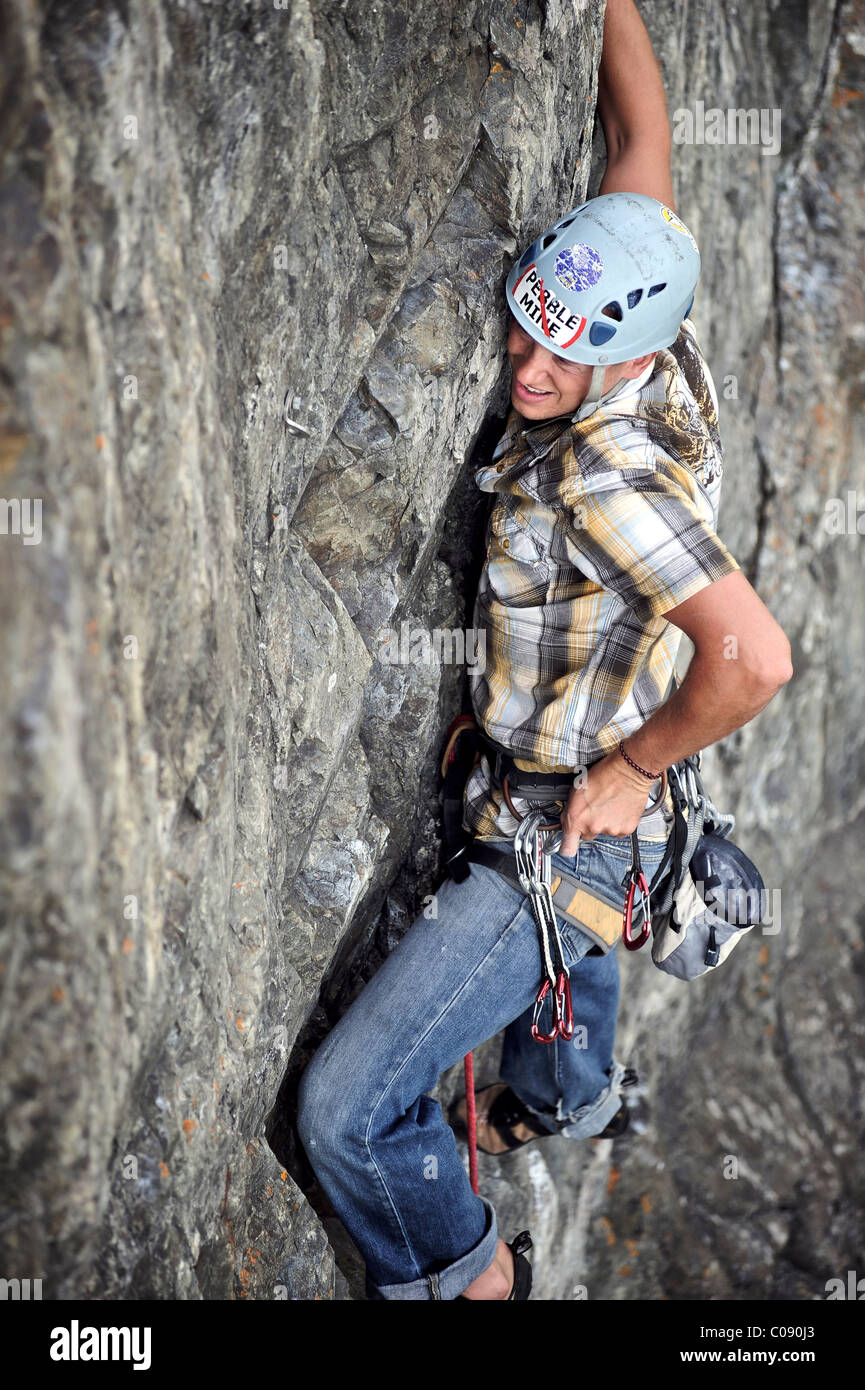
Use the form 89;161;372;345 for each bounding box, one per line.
620;570;793;777
596;0;675;210
559;572;793;852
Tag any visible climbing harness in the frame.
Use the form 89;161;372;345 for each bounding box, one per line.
441;714;665;960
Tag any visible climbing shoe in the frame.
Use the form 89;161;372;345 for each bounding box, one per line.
449;1067;639;1153
449;1083;553;1155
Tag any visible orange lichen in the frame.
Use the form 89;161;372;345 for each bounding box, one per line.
606;1166;621;1195
832;86;864;107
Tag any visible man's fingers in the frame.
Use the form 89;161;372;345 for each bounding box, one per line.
560;828;585;857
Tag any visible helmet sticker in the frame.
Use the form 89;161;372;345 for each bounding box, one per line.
553;242;604;293
511;264;587;346
659;205;699;252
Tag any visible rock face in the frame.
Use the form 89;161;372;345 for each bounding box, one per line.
0;0;862;1300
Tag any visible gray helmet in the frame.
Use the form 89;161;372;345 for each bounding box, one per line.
506;192;700;407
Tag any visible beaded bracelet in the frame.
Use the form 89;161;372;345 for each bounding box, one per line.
618;741;663;781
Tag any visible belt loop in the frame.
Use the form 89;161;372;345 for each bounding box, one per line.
428;1272;442;1300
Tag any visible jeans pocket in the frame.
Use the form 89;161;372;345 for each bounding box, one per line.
582;836;667;901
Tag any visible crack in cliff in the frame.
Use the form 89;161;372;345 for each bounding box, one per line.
770;0;846;404
751;0;845;595
747;435;776;588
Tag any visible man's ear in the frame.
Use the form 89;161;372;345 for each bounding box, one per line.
620;351;657;378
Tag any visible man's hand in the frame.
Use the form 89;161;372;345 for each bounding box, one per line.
559;749;656;856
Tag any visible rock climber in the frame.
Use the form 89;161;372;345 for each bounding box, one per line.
296;0;792;1301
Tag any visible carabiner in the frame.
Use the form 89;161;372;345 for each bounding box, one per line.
554;970;574;1040
622;870;652;950
531;978;558;1043
531;971;574;1042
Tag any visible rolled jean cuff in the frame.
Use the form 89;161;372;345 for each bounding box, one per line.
365;1196;499;1301
523;1060;627;1141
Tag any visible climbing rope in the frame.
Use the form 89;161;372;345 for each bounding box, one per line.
463;1051;479;1195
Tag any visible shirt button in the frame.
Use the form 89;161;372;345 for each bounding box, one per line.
502;538;510;549
495;463;504;472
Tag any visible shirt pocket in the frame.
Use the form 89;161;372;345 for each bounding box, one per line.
485;501;549;607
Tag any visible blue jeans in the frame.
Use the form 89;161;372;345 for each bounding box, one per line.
296;830;668;1300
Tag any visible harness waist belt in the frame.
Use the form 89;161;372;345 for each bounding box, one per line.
461;840;646;956
475;729;594;799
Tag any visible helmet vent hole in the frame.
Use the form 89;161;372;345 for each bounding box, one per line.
518;241;536;269
601;300;622;321
627;288;643;309
558;217;575;229
647;282;667;298
541;232;557;249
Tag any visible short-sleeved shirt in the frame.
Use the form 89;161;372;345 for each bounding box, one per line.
463;316;740;842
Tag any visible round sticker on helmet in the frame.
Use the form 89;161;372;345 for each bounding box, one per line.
554;242;604;293
660;205;698;252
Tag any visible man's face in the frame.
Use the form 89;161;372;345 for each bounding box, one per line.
507;311;655;420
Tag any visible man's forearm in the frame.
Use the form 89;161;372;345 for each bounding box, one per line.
596;0;675;208
619;650;790;778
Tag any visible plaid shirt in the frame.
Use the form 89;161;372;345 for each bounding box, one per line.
464;316;741;842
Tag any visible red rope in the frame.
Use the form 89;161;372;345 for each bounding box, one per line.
463;1051;479;1194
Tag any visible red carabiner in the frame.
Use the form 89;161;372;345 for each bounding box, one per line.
555;971;574;1041
531;978;558;1043
622;871;651;951
531;972;574;1042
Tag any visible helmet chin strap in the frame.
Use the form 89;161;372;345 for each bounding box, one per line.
571;363;626;421
582;363;610;405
